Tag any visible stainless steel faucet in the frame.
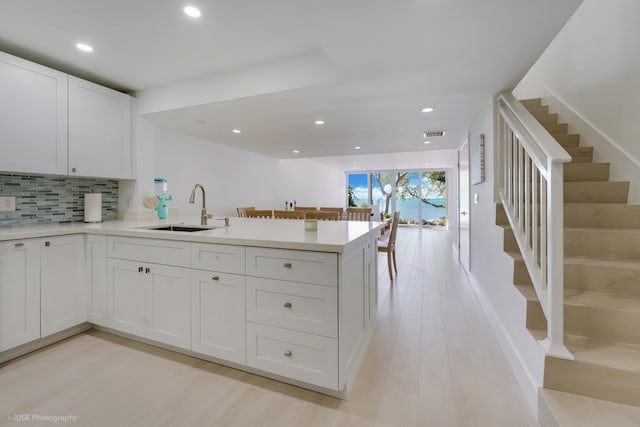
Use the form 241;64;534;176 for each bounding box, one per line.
189;183;212;225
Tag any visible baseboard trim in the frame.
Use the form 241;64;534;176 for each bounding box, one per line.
92;325;348;399
465;272;541;416
0;323;92;364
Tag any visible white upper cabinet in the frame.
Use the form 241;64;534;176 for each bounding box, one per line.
0;51;68;175
68;76;132;179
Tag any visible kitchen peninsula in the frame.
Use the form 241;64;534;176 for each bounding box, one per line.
0;217;383;397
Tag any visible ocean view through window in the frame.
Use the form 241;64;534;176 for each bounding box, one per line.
347;170;447;225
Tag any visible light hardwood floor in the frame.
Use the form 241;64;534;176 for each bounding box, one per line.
0;227;538;427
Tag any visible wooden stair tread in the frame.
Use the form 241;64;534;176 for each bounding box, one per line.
565;255;640;271
540;389;640;427
515;284;537;300
564;203;640;228
563;290;640;314
562;333;640;373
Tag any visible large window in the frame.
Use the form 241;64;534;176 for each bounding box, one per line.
347;170;447;225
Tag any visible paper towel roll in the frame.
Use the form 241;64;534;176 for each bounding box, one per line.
84;193;102;223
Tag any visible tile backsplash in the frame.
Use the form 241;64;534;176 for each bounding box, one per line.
0;173;119;226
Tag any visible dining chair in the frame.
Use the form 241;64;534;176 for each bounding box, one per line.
294;206;317;212
319;207;343;213
273;210;305;219
305;211;340;221
378;211;400;283
236;206;255;217
245;209;273;218
346;207;372;221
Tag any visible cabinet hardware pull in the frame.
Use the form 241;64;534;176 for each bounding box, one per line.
284;351;292;357
138;266;144;273
284;262;292;268
284;302;292;308
44;241;50;247
145;267;151;274
14;243;24;248
212;275;220;281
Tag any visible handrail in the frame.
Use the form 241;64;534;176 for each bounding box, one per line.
499;93;572;164
496;93;574;361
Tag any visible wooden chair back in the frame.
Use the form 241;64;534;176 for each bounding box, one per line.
273;210;305;219
386;211;401;251
346;207;372;221
245;209;273;218
236;206;255;217
378;211;401;282
305;211;340;221
294;206;317;212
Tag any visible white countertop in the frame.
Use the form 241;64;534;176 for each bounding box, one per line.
0;217;384;253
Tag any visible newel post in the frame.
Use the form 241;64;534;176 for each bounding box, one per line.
545;161;574;360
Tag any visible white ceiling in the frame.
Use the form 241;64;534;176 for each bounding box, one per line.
0;0;582;163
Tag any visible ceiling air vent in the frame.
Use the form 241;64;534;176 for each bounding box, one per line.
423;130;446;138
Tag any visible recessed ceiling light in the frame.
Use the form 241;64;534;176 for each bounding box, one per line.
421;107;434;113
184;6;201;17
352;166;359;169
314;120;325;125
293;150;300;154
423;140;432;144
354;146;361;150
76;43;93;52
232;129;241;134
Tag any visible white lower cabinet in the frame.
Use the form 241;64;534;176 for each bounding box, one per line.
191;270;245;364
87;235;108;326
40;235;86;336
146;263;191;349
0;239;41;351
246;322;338;390
107;258;191;349
246;276;337;338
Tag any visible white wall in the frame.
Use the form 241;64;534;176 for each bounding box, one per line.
467;98;545;412
513;0;640;202
275;159;345;208
154;127;280;218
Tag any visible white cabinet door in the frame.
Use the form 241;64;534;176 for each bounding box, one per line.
0;51;68;175
0;239;40;351
107;259;148;337
68;76;132;179
40;235;86;336
192;270;245;364
146;264;191;350
87;235;108;326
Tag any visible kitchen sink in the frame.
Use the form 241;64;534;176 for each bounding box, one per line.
140;225;221;232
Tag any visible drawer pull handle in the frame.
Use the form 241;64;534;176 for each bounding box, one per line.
44;241;50;247
284;351;293;357
145;267;151;274
14;243;24;248
138;266;144;273
284;302;292;309
284;262;292;269
212;275;220;281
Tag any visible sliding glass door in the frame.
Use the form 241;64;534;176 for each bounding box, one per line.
346;169;447;226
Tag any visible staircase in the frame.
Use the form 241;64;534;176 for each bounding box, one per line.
497;98;640;412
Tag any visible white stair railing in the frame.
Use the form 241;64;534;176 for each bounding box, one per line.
496;93;574;360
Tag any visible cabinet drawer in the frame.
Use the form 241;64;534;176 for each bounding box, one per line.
192;243;245;274
246;322;338;390
246;277;337;338
107;236;190;267
246;247;337;286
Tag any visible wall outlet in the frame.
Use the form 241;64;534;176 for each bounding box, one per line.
0;196;16;212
